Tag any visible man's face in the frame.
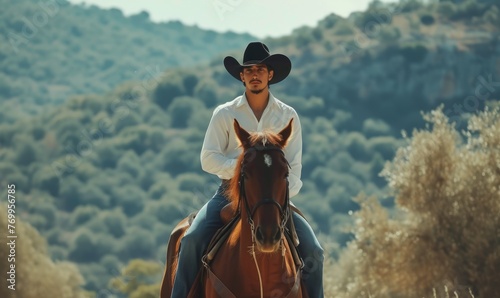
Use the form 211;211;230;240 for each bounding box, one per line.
240;64;274;94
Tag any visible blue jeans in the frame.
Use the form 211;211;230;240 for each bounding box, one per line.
171;184;324;298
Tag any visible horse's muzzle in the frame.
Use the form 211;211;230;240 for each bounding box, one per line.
254;225;282;253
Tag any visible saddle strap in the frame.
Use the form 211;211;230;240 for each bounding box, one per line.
206;266;237;298
284;229;303;269
206;214;240;262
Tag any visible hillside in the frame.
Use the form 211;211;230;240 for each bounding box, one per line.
0;0;255;120
0;0;499;296
269;0;499;132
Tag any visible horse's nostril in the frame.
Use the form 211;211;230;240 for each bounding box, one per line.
255;227;264;242
273;229;281;242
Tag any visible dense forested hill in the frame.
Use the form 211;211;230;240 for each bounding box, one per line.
0;0;255;120
266;0;500;131
0;0;499;296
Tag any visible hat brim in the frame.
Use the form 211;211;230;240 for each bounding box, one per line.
223;54;291;85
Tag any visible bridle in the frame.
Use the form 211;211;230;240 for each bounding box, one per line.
202;144;301;298
238;145;291;240
237;144;295;298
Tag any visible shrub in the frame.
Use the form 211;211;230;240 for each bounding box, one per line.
420;13;436;25
327;107;500;297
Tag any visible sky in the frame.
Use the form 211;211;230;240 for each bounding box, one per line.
66;0;390;38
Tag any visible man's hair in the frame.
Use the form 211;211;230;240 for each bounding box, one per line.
240;64;273;72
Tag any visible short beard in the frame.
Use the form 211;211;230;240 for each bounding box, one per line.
250;88;265;94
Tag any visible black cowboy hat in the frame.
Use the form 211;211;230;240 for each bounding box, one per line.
224;42;292;85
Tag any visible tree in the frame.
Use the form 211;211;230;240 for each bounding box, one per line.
194;78;218;107
116;150;141;177
103;209;127;238
420;13;436;25
58;176;84;211
112;185;146;217
32;166;60;196
92;144;121;168
167;96;204;128
328;107;500;297
71;205;100;227
377;25;401;44
118;227;156;259
0;205;87;298
69;229;100;263
109;259;161;298
152;75;185;110
362;118;391;137
147;200;187;225
14;138;38;166
182;73;199;96
160;138;199;175
78;184;111;209
318;13;342;29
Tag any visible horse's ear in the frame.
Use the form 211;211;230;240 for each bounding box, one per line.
234;119;251;148
278;118;293;148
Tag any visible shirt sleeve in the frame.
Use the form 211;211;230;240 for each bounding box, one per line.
284;110;303;198
200;108;237;179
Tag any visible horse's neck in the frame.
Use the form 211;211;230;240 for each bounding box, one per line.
209;213;298;297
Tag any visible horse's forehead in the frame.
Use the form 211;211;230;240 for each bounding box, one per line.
243;145;285;170
263;154;272;167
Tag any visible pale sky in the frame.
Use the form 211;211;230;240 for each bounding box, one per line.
67;0;389;38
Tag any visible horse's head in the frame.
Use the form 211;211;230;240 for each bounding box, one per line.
228;119;293;253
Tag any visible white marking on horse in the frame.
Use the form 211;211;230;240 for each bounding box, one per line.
264;154;272;167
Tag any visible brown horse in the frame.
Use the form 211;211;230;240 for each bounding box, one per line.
161;119;306;298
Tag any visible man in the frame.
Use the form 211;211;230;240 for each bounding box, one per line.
171;42;324;297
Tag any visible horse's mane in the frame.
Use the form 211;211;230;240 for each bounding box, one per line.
225;130;284;205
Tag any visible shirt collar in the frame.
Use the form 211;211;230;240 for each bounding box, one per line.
236;91;277;108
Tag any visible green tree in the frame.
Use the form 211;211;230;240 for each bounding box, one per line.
362;118;391;137
103;209;127;238
182;73;199;96
109;259;162;298
147;200;187;225
168;96;204;128
79;184;111;209
116;150;141;178
112;185;146;216
367;136;399;160
58;176;84;211
32;166;60;196
69;229;100;263
153;75;185;110
437;1;458;18
14;137;38;166
377;24;401;43
71;205;100;227
92;144;122;168
160;138;199;175
194;78;218;107
119;227;156;259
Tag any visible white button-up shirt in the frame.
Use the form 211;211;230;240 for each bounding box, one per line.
200;92;303;198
